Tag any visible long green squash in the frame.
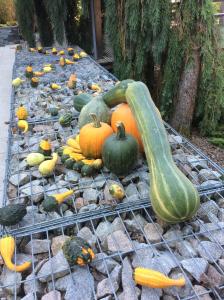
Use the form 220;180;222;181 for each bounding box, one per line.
125;81;200;223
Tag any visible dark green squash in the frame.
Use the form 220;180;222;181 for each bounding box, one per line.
42;196;58;212
81;165;95;177
62;236;95;266
48;107;59;116
102;122;138;176
73;93;92;112
0;204;27;226
59;113;73;127
64;158;75;169
73;161;84;172
61;154;70;163
57;147;64;157
102;79;134;108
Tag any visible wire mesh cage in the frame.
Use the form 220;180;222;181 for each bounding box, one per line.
1;189;224;300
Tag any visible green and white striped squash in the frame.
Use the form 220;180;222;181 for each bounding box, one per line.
125;81;200;223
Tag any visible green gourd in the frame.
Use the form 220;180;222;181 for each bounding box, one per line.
0;204;27;226
102;122;138;176
59;113;73;127
125;81;200;223
73;93;92;112
78;96;111;129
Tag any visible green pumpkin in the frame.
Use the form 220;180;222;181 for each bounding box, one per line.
73;161;84;172
42;196;58;212
102;122;138;176
62;236;95;266
81;165;95;177
59;113;73;127
48;107;59;116
78;96;111;129
0;204;27;226
61;154;70;163
57;147;64;157
64;158;75;169
73;93;92;112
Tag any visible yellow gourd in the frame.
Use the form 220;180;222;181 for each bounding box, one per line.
26;153;45;166
52;47;57;54
88;83;102;93
59;57;65;67
134;268;186;289
58;50;65;55
66;138;81;152
69;152;86;161
33;71;44;76
79;51;87;58
52;190;74;204
16;104;28;120
0;236;31;272
12;77;25;87
38;153;58;176
50;83;61;90
109;184;125;200
43;66;52;73
67;74;77;89
17;120;29;133
65;58;75;65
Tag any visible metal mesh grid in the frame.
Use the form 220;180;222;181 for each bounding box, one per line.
1;189;224;300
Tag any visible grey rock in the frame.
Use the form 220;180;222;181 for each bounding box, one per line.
64;268;94;300
51;235;70;256
125;183;139;202
120;257;138;300
107;230;133;252
181;258;208;281
141;287;162;300
41;290;61;300
77;227;96;248
132;244;154;268
147;252;178;274
82;188;99;204
137;181;149;198
96;221;114;242
65;170;80;183
218;259;224;272
19;206;47;227
163;229;182;248
79;177;93;189
121;173;140;185
79;203;98;213
197;200;219;222
176;241;197;258
197;241;222;263
25;239;50;254
206;264;224;286
173;153;187;164
193;285;212;300
199;222;224;245
37;250;70;282
164;270;191;299
10;172;30;186
168;134;182;144
198;169;222;182
24;274;44;296
111;264;122;284
0;265;22;294
112;217;125;232
186;156;208;170
218;208;224;222
92;174;106;188
21;185;44;203
97;278;119;298
21;293;36;300
200;180;222;189
144;223;163;243
124;214;147;233
90;253;118;274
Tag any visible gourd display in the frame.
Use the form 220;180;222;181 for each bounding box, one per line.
78;96;111;128
134;268;185;288
42;190;74;212
109;184;125;200
102;122;138;176
26;153;45;166
79;114;113;158
111;103;143;151
31;77;39;88
0;236;31;272
125;82;200;223
25;65;33;78
38;153;58;176
0;204;27;226
62;236;95;266
73;93;92;112
17;120;29;133
59;113;73;127
16;104;28;120
102;79;134;108
38;139;52;156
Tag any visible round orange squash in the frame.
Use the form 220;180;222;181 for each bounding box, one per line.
79;114;113;158
111;103;143;151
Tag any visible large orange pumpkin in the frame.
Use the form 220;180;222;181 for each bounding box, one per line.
79;113;113;158
111;103;143;151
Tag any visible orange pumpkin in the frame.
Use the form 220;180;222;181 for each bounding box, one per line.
111;103;143;151
79;113;113;158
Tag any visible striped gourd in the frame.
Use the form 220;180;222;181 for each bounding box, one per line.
126;81;200;223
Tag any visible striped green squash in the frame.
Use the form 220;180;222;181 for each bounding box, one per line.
126;81;200;223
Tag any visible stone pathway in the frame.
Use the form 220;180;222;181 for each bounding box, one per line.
0;45;15;205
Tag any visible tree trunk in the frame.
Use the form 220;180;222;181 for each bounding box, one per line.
171;49;200;136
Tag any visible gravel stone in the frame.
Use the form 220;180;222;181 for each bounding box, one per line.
181;258;208;282
37;250;70;282
41;291;61;300
197;241;222;263
200;180;222;189
124;214;147;233
125;183;139;202
90;253;118;274
110;264;122;284
193;285;212;300
186;156;208;170
64;170;80;183
197;200;219;222
96;221;114;242
218;259;224;272
79;203;98;213
92;174;106;188
121;173;140;185
9;172;30;186
132;244;154;268
163;229;182;248
198;169;221;181
97;278;119;298
25;239;50;254
21;293;36;300
107;230;133;252
137;181;149;198
77;227;96;248
51;235;70;256
205;264;224;286
176;241;197;258
199;222;224;245
120;257;138;300
82;188;99;204
144;223;163;243
141;287;162;300
24;274;44;296
0;266;22;294
21;185;44;203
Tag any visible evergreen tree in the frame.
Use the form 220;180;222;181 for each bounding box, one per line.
33;0;54;46
14;0;35;47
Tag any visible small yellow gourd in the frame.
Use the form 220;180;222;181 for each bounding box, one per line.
69;152;86;161
16;104;28;120
52;47;57;55
33;71;44;77
43;66;52;73
59;57;66;67
134;268;186;289
42;190;74;212
0;236;31;272
50;83;61;90
17;120;29;133
66;138;81;152
39;139;52;156
109;184;125;200
12;77;24;87
38;153;58;176
79;51;87;58
65;58;75;65
26;153;45;166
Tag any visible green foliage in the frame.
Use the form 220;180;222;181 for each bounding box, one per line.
43;0;67;45
208;137;224;148
34;0;53;46
14;0;35;47
64;0;79;45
